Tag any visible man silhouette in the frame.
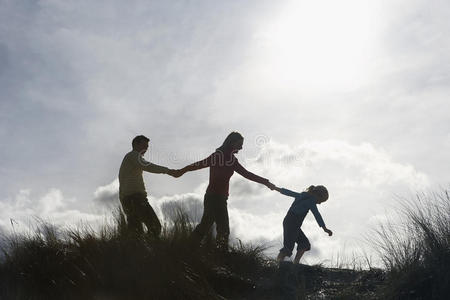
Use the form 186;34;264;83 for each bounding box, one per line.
118;135;179;236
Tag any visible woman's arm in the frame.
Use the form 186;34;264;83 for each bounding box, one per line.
179;154;212;174
234;161;272;187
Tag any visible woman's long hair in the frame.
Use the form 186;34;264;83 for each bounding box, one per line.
216;131;244;153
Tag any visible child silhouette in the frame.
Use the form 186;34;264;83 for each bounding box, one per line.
273;185;332;263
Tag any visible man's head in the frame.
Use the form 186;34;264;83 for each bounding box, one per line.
132;135;150;154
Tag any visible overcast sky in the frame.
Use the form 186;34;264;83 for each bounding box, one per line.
1;0;449;264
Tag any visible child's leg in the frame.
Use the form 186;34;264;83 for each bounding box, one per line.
278;212;301;262
293;249;306;264
294;229;311;264
190;194;215;247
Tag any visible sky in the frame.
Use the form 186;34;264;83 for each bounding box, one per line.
1;0;449;265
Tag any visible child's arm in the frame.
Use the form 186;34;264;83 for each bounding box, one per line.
277;188;303;198
310;205;332;236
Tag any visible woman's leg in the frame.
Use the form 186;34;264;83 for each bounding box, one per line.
214;196;230;251
191;194;215;246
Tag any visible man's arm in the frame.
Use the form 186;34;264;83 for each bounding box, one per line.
142;162;183;178
137;154;173;174
141;161;171;174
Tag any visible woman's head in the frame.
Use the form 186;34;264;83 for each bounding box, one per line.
306;185;329;204
218;131;244;153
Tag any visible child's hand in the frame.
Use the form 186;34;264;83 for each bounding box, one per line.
267;182;281;192
323;227;333;236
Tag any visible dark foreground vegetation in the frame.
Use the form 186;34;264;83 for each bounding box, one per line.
0;190;448;299
372;190;450;300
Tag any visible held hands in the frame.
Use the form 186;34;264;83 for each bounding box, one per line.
167;169;185;178
266;181;281;192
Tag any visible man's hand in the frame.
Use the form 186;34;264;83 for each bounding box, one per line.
323;227;333;236
167;169;184;178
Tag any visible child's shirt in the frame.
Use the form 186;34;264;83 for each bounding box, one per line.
280;188;326;228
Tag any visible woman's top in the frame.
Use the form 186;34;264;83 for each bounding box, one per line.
184;150;269;196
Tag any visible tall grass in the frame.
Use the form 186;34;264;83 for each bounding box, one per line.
0;207;268;300
372;189;450;299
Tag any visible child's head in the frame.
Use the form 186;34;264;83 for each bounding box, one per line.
306;185;329;204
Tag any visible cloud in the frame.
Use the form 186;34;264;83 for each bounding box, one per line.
93;179;120;210
158;193;204;224
0;0;282;203
0;188;104;235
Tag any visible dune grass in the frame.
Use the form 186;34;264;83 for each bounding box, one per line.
371;189;450;299
0;208;269;300
1;189;448;299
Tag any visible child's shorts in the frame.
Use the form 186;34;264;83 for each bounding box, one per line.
281;211;312;256
296;229;311;251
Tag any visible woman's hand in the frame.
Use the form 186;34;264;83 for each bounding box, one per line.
266;181;276;190
168;169;185;178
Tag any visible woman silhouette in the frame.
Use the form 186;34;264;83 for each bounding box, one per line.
179;132;275;250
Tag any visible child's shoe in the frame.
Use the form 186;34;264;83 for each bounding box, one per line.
277;251;287;262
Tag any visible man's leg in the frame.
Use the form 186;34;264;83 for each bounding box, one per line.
190;194;215;247
120;196;144;234
214;196;230;251
139;199;162;238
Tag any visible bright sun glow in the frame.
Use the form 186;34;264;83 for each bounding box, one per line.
254;0;379;92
